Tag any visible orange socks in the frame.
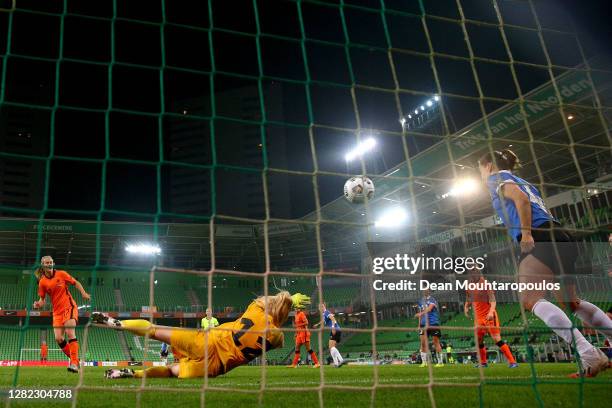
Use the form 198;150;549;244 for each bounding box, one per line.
478;345;487;364
292;352;300;366
292;349;319;366
308;350;319;365
68;338;79;365
497;341;516;364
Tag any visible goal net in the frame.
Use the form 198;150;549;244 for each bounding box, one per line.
0;0;610;407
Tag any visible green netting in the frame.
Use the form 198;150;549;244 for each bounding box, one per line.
0;0;611;407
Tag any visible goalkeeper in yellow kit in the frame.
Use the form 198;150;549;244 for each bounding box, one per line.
94;291;310;379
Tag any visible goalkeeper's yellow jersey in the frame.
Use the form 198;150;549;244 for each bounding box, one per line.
211;301;283;374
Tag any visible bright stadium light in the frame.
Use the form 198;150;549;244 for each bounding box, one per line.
426;100;433;107
414;109;418;114
434;95;440;101
345;137;376;162
125;243;162;255
420;105;425;111
441;178;479;199
375;207;408;228
408;114;412;119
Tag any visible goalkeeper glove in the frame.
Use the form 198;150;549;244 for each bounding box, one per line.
291;293;311;310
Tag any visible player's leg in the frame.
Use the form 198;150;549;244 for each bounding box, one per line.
474;326;489;368
432;332;444;367
53;325;71;359
328;339;337;366
134;363;179;378
106;363;180;379
304;340;320;367
558;283;612;341
64;318;80;371
489;329;517;367
520;255;605;376
488;312;517;367
419;330;429;367
92;312;174;343
329;334;344;367
290;341;302;367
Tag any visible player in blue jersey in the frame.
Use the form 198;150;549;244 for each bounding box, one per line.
160;342;170;365
316;303;344;367
415;290;444;367
478;149;610;378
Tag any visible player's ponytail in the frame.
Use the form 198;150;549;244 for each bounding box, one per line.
478;149;520;171
34;267;43;281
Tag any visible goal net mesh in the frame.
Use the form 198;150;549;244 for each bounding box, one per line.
0;0;611;407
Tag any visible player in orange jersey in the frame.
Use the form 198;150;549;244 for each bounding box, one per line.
464;268;518;368
40;341;48;363
33;256;90;373
289;303;319;368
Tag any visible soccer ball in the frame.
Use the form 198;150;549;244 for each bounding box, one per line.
344;176;375;203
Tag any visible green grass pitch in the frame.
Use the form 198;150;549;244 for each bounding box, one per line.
0;364;610;407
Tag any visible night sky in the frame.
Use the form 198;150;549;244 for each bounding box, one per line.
0;0;610;222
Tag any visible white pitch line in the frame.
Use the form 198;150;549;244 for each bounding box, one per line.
100;374;569;389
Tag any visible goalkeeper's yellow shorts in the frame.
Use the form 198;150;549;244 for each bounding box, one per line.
170;328;223;378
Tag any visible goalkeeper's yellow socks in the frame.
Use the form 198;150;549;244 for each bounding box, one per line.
134;366;172;378
121;320;156;337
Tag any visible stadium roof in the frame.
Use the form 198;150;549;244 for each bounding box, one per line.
305;62;612;237
0;62;610;272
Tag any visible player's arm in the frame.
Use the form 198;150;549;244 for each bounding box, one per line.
33;281;46;309
314;309;327;328
73;279;91;301
415;304;433;319
464;291;471;317
330;315;337;335
501;183;533;253
33;296;45;309
62;271;90;300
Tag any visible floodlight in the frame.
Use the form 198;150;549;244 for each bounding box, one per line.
442;178;479;199
345;137;377;162
125;243;162;255
375;207;408;228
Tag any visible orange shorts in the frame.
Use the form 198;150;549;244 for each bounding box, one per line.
475;312;500;339
295;331;311;345
52;307;78;328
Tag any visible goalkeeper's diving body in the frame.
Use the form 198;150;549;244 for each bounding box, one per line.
95;291;311;379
